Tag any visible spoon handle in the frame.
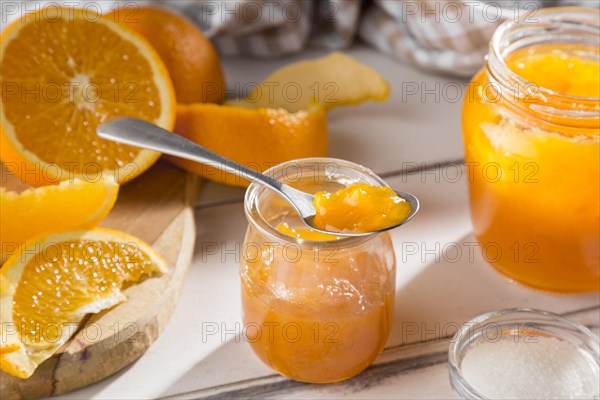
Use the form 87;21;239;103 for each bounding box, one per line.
96;117;283;191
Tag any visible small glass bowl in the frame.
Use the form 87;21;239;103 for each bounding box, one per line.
448;308;600;399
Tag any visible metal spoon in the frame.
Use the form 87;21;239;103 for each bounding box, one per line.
96;117;419;237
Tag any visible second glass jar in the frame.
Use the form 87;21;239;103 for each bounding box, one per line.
462;7;600;293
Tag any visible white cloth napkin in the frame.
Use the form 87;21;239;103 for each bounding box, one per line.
155;0;597;76
1;0;596;77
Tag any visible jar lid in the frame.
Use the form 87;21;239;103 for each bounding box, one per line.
448;308;600;399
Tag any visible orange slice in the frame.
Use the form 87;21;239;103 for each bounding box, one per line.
0;228;167;378
0;178;119;261
0;7;176;186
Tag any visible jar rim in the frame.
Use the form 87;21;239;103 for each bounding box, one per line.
447;308;600;399
489;6;600;102
243;157;391;246
484;7;600;134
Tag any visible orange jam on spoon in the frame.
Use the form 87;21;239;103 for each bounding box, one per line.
312;183;412;234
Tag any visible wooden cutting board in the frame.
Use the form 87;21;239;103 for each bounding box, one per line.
0;161;202;399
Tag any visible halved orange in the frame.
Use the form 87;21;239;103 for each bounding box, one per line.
0;7;176;186
106;6;225;104
0;178;119;261
0;228;167;378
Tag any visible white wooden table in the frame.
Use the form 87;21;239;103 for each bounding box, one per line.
63;46;600;400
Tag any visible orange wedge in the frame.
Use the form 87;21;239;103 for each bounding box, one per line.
0;7;176;186
0;228;167;378
0;179;119;261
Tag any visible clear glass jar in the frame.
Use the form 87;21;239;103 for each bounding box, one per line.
448;308;600;399
241;158;396;383
463;7;600;292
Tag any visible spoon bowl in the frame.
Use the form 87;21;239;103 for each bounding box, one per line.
96;117;419;237
303;189;419;237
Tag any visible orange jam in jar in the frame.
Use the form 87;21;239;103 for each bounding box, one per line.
241;159;396;383
463;8;600;292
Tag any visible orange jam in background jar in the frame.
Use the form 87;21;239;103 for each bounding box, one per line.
241;158;396;383
463;8;600;292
